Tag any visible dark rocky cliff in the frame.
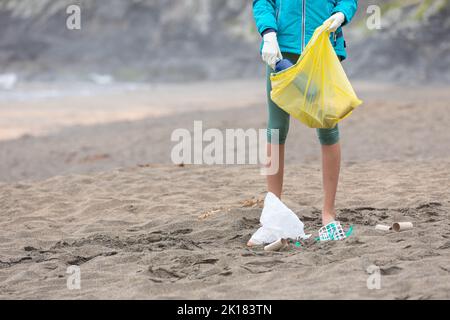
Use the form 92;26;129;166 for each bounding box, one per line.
0;0;448;83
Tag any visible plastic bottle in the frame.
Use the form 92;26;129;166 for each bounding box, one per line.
274;59;319;101
275;59;294;72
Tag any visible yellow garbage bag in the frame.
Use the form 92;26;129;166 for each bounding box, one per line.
270;22;363;129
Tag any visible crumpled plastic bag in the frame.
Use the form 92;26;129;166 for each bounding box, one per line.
270;21;362;129
249;192;307;245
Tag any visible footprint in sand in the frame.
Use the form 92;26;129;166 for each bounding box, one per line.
380;266;403;276
148;266;185;282
241;259;285;274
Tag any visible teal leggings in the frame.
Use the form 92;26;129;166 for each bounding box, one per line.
266;52;340;145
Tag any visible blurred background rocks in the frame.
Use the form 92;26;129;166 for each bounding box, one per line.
0;0;449;83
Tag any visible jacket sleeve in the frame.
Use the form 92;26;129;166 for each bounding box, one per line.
253;0;278;35
332;0;358;26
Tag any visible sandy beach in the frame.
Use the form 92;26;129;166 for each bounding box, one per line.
0;162;449;299
0;80;449;299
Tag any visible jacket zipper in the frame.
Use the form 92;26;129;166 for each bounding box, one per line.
276;0;282;22
301;0;306;51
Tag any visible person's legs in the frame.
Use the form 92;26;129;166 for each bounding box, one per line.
317;126;341;225
247;60;292;247
265;54;299;199
266;143;285;199
318;56;345;226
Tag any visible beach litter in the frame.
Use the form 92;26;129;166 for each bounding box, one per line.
375;222;414;232
375;224;391;231
241;197;264;208
392;222;413;232
264;239;289;252
249;192;310;249
318;221;347;241
249;193;359;251
198;207;230;220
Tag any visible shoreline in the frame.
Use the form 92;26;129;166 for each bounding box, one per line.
1;79;449;142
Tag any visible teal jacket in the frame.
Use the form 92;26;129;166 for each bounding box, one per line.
253;0;358;60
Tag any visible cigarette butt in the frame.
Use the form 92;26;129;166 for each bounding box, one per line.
264;239;286;252
375;224;391;231
392;222;413;232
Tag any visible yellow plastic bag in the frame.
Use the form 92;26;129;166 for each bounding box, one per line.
270;22;362;129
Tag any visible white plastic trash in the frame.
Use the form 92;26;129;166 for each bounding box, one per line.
249;192;307;245
264;239;288;252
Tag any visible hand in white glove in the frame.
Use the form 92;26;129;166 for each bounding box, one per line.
261;32;282;69
324;12;346;32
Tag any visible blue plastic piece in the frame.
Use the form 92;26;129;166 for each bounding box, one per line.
275;59;294;72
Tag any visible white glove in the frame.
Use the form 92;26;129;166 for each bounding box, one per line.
261;32;282;69
324;12;345;32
